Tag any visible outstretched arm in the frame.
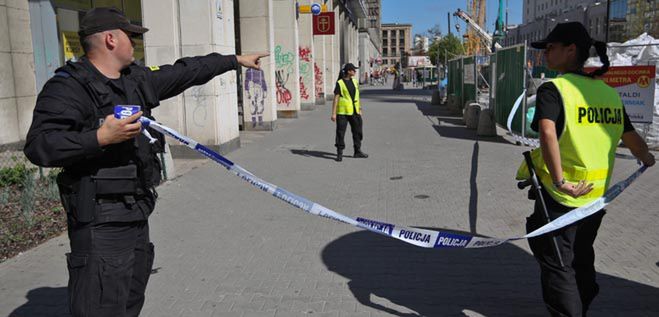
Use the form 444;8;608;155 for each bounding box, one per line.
149;53;268;101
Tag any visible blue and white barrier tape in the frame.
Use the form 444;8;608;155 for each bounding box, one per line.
141;117;647;249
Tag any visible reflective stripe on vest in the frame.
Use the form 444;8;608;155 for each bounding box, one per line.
336;78;360;115
516;73;624;207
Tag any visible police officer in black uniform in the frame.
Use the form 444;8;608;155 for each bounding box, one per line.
23;7;267;317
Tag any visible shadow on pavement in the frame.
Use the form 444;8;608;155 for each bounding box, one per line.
9;287;69;317
321;228;659;316
414;100;511;145
469;142;479;234
290;149;343;160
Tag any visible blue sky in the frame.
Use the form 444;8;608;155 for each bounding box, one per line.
381;0;523;37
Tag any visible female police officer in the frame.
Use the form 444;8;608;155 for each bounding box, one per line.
331;63;368;161
518;22;655;316
23;7;266;317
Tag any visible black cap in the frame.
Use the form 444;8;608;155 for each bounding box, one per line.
78;7;149;38
343;63;358;71
530;22;592;49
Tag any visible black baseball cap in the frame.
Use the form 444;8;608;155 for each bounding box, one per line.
530;22;592;49
78;7;149;38
343;63;358;71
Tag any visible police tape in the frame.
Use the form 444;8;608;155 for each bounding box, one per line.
507;92;540;147
140;117;647;249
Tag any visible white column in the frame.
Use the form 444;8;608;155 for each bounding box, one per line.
312;30;326;105
273;0;301;118
143;0;240;155
239;0;277;130
297;0;316;110
0;0;37;144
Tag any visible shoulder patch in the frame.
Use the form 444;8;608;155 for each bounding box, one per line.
54;71;71;78
148;66;160;71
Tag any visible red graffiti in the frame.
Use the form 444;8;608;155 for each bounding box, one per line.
314;63;324;98
299;76;309;100
299;46;312;62
276;70;292;106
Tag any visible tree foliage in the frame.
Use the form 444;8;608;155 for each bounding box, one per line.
428;34;465;66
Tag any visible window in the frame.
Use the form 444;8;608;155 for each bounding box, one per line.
399;30;404;37
382;31;388;38
383;48;388;56
383;39;388;46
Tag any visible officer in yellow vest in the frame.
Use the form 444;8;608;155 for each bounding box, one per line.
520;22;655;316
331;63;368;161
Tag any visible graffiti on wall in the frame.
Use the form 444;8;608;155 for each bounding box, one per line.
314;62;323;99
275;45;295;73
275;70;292;107
216;0;223;19
299;46;312;100
244;68;267;128
299;77;309;100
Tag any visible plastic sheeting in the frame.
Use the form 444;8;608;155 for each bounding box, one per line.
586;33;659;149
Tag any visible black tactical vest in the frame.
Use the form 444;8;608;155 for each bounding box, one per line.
56;59;165;191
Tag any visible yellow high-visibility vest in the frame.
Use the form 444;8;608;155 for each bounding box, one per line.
336;78;360;115
516;73;625;207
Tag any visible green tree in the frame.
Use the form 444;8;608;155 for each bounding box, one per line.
428;34;465;66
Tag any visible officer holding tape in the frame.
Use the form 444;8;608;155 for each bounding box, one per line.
517;22;655;316
23;7;266;317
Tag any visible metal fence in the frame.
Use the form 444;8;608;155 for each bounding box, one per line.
493;44;527;134
462;56;477;106
447;57;463;108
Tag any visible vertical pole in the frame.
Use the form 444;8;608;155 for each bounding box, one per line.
521;42;527;141
448;12;451;36
605;0;611;42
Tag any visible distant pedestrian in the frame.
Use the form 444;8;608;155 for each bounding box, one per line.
331;63;368;162
517;22;655;316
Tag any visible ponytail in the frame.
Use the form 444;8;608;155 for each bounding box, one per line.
587;40;610;78
337;69;345;81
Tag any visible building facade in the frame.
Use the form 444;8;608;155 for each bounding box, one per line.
504;0;607;46
380;23;412;68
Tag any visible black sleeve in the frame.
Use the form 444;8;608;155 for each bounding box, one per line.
622;108;635;133
23;79;103;168
148;53;239;101
531;82;562;132
334;82;341;95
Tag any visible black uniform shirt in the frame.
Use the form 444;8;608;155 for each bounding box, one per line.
24;53;238;168
334;78;356;102
531;73;635;138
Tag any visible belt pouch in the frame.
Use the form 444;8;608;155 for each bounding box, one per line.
92;165;138;195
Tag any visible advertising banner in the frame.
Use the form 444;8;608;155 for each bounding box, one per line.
585;65;656;123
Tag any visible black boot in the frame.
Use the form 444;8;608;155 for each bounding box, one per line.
354;149;368;158
336;150;343;162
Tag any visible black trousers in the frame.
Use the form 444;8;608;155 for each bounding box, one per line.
526;189;605;317
66;217;154;317
335;114;363;152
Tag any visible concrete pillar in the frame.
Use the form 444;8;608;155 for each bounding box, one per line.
0;0;37;144
273;0;301;118
143;0;240;156
239;0;277;130
324;0;339;101
297;0;315;110
312;30;325;105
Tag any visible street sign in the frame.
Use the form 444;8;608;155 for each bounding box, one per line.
311;3;321;15
313;12;335;35
298;4;328;14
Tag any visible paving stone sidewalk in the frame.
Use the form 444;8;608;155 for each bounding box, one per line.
1;87;657;317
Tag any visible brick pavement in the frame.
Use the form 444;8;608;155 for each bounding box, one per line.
1;87;657;316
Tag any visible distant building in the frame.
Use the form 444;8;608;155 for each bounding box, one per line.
381;23;412;68
413;35;430;54
504;0;606;46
